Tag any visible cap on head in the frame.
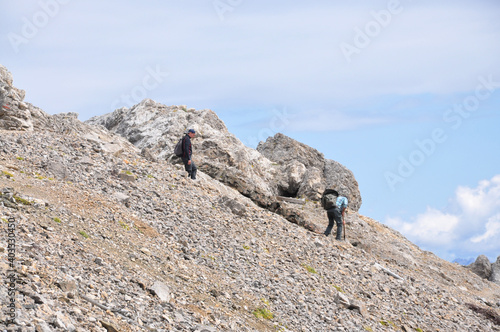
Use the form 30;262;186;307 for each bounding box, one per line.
188;129;196;134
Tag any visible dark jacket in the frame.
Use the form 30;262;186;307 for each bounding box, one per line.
182;134;192;160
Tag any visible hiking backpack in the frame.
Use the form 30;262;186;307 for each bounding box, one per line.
173;136;184;157
321;189;339;210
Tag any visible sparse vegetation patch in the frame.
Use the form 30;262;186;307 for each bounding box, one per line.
253;308;273;320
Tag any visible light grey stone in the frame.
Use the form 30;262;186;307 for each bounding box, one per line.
335;292;350;308
113;192;130;203
149;281;171;302
46;160;69;180
118;172;135;182
56;279;78;292
218;196;246;216
35;320;53;332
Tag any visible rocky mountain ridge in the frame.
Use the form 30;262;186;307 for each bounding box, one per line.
86;103;361;212
86;100;279;210
1;64;500;331
85;101;362;232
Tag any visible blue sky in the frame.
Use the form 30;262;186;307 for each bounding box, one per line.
1;0;499;262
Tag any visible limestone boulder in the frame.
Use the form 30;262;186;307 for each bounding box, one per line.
256;133;324;170
469;255;492;280
257;133;362;211
297;167;325;201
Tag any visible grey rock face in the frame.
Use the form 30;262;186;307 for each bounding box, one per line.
324;159;362;212
297;166;325;201
257;133;325;170
0;65;34;131
469;255;492;280
489;256;500;284
218;196;246;216
258;133;362;211
278;161;307;195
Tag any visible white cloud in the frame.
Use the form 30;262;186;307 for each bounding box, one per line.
456;175;500;218
386;208;459;246
471;214;500;244
386;175;500;261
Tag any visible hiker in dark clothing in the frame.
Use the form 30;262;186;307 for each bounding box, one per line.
324;196;348;240
182;129;197;180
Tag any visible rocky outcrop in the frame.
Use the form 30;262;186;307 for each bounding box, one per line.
86;100;279;207
0;65;35;131
0;64;72;131
470;255;493;279
256;132;325;170
257;133;362;211
257;133;325;201
469;255;500;285
86;102;362;223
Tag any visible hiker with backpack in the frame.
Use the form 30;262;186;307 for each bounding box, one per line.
174;129;198;180
321;189;348;240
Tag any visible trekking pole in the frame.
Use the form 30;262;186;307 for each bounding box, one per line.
343;210;346;241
